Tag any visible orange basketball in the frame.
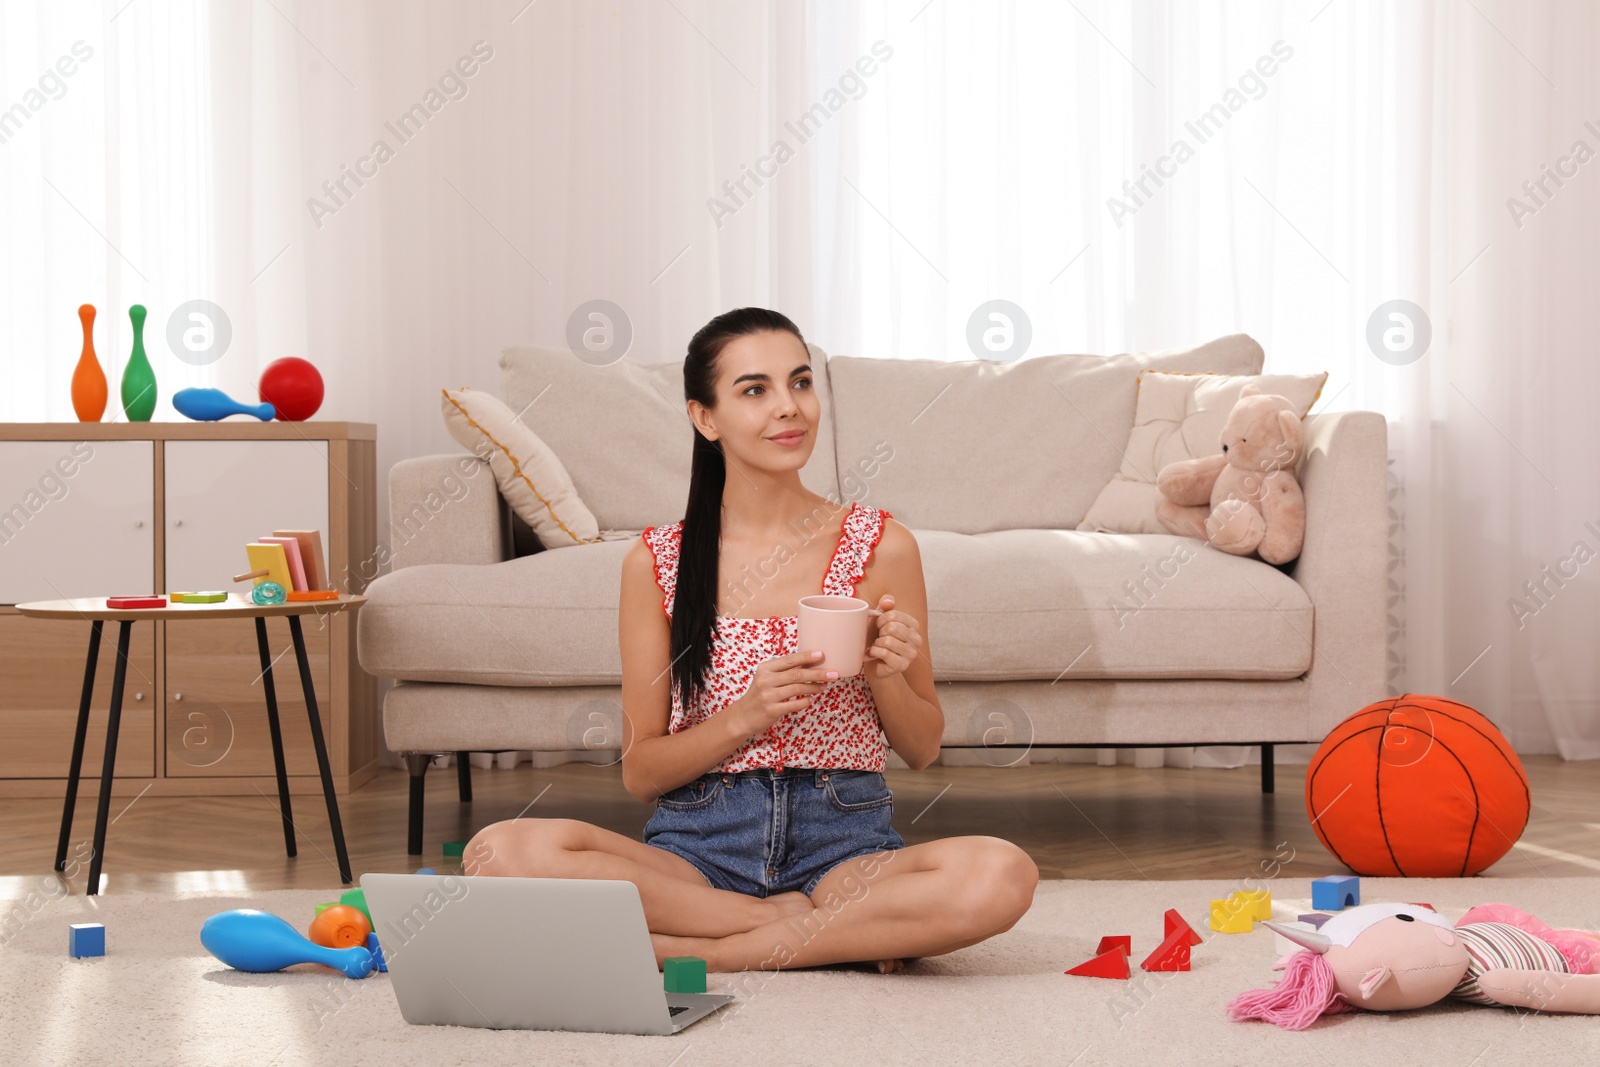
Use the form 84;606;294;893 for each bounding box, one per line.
308;904;372;949
1305;695;1529;877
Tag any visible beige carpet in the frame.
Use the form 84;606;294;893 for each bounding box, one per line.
5;877;1600;1065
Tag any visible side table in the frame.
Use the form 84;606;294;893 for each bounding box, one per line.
15;594;366;894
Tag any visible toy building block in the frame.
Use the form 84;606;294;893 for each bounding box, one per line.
443;841;467;858
1311;875;1360;911
415;867;438;876
1408;902;1436;911
664;956;707;994
1140;927;1191;972
1233;890;1271;921
340;888;372;925
314;901;337;916
180;591;227;604
1095;935;1132;957
244;542;293;591
287;589;340;601
1209;898;1254;934
259;536;309;591
1297;913;1331;929
1164;908;1202;946
1066;947;1130;979
69;923;105;958
274;529;327;590
366;932;387;972
106;595;165;609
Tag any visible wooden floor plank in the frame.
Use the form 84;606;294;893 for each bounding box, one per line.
1;756;1593;894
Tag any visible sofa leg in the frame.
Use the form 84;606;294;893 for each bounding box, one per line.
405;753;431;855
456;751;473;803
1260;743;1275;794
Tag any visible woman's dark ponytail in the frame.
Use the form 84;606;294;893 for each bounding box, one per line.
673;307;807;712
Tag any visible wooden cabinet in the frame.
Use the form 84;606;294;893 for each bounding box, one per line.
0;615;156;779
0;440;155;602
162;616;329;778
0;423;377;798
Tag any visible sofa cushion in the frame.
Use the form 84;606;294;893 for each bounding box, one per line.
498;342;842;531
826;334;1265;534
358;541;633;687
914;529;1311;680
358;528;1311;686
1079;369;1328;534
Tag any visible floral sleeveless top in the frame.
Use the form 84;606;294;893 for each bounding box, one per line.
641;501;893;773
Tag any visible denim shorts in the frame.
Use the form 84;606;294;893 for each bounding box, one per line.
643;766;905;899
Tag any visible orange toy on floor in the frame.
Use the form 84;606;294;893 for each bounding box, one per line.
307;904;372;949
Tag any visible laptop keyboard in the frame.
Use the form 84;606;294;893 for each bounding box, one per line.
668;1005;690;1016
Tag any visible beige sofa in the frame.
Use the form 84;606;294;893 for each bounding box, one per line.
357;335;1389;853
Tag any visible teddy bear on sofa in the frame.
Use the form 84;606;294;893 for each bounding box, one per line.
1154;383;1307;565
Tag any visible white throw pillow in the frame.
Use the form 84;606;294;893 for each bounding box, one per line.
440;387;607;549
1077;370;1328;535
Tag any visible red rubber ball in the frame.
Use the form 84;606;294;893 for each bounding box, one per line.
1305;694;1529;877
259;357;324;422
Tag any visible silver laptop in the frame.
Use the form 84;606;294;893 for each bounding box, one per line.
361;873;734;1035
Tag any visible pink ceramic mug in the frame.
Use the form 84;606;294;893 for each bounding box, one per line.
796;595;881;681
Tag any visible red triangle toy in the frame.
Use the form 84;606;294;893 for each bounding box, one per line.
1164;908;1202;946
1141;927;1192;972
1066;947;1131;979
1095;935;1132;957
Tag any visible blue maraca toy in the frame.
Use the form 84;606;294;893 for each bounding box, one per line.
173;387;275;422
201;909;375;979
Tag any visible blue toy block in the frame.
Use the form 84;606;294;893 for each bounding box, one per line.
415;867;438;876
1298;913;1332;929
69;923;105;958
1311;875;1359;911
366;932;387;972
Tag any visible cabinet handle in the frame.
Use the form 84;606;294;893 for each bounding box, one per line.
134;692;144;701
134;520;144;528
173;519;184;527
174;692;184;702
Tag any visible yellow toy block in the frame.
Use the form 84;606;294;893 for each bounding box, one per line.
1209;889;1271;933
245;542;293;591
1209;897;1254;933
1233;889;1271;921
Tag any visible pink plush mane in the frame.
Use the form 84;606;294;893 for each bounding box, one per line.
1225;951;1356;1030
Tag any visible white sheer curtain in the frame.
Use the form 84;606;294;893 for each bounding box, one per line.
3;0;1595;757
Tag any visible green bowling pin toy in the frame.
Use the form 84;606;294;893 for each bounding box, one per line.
121;303;157;422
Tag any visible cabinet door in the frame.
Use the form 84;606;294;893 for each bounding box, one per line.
0;614;156;778
0;441;154;604
164;440;330;593
163;615;331;778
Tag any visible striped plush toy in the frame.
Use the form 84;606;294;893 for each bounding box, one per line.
1227;902;1600;1029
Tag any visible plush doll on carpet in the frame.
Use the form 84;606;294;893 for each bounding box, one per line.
1227;902;1600;1029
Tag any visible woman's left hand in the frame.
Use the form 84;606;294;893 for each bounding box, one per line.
864;594;922;682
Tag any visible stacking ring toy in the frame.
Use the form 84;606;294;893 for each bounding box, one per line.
251;581;288;606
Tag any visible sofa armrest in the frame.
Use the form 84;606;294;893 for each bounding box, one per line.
1294;411;1390;734
387;454;510;570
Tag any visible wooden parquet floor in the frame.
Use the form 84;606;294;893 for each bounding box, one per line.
3;756;1597;895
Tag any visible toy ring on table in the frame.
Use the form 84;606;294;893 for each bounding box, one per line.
251;581;287;606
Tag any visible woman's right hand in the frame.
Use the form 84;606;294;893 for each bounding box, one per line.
732;649;838;738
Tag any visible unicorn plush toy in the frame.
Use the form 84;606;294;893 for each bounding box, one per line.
1227;902;1600;1029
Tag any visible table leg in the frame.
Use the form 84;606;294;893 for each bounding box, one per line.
55;620;103;872
255;617;297;858
288;615;352;885
85;620;132;896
